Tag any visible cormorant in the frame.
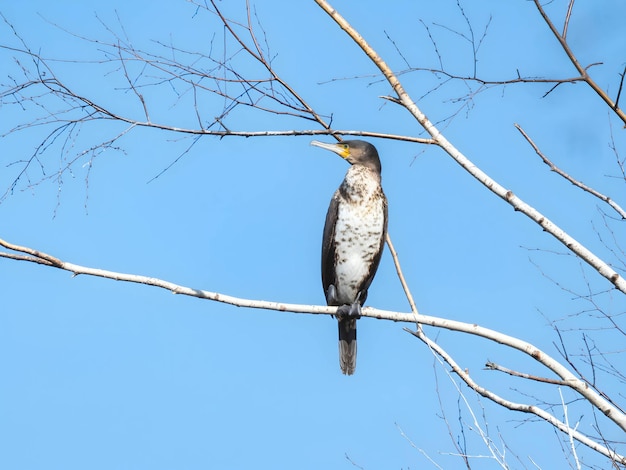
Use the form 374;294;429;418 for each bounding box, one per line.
311;140;388;375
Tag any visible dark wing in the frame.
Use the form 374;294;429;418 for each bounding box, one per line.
355;190;389;304
321;191;340;304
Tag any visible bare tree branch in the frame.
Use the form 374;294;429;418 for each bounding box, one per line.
2;234;626;444
515;123;626;220
616;66;626;112
407;326;626;465
532;0;626;126
559;387;583;470
562;0;576;40
385;232;419;315
485;361;570;386
1;9;438;201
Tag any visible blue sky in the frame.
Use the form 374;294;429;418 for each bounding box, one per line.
1;1;625;469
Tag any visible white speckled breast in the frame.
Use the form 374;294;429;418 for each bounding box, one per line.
333;165;386;304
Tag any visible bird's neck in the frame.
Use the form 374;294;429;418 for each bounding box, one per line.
340;165;382;202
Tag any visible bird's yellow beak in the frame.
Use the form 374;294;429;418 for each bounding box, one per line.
310;140;350;159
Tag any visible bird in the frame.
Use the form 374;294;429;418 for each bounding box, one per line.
311;140;388;375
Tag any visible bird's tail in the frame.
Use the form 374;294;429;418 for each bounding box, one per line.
338;318;357;375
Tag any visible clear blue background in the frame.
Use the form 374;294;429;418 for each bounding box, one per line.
1;1;625;468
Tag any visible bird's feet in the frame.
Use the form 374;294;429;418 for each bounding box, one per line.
336;300;362;319
326;285;363;319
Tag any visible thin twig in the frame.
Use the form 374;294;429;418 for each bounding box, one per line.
426;333;509;468
485;361;570;386
562;0;575;40
385;233;419;315
615;65;625;112
559;387;582;470
515;123;626;220
208;0;335;136
532;0;626;126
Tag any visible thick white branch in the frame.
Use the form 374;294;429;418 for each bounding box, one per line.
2;235;625;439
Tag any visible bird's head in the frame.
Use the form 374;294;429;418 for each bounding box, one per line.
311;140;381;174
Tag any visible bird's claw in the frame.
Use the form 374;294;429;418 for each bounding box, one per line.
336;300;361;319
327;285;363;319
347;300;362;319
